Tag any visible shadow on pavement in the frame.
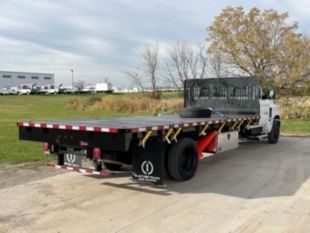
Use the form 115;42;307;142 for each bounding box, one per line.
102;137;310;199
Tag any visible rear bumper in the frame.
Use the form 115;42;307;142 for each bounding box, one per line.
49;163;112;176
48;163;131;176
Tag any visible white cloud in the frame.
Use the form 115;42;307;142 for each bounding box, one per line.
0;36;119;85
0;0;309;87
77;36;115;56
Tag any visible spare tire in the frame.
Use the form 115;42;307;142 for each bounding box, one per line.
179;107;212;118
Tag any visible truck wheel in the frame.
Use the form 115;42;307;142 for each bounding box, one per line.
103;162;122;171
167;138;199;181
268;119;280;144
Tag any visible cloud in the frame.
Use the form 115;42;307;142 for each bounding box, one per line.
0;0;309;86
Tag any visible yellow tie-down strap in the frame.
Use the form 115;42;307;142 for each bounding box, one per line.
199;124;209;136
138;130;153;148
163;128;174;144
171;127;182;142
218;122;226;134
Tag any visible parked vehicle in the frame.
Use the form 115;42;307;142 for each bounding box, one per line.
0;88;9;95
58;87;75;94
17;77;280;185
45;85;58;95
80;86;96;94
17;85;31;95
95;82;112;93
30;86;45;95
7;87;18;95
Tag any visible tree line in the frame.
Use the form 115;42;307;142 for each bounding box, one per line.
127;6;310;97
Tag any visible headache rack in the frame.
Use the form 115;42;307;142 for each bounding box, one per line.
184;77;260;114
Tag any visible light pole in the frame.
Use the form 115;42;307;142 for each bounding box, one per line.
70;69;74;90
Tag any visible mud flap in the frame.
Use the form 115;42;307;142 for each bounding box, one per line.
132;139;165;185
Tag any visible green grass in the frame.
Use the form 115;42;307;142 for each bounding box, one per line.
0;94;309;164
0;94;137;164
281;119;310;136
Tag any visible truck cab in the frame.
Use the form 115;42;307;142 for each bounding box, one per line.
45;85;58;95
244;89;280;143
17;84;31;95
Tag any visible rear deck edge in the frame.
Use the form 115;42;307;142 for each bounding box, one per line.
17;115;260;134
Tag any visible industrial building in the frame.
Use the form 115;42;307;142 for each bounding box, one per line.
0;71;54;88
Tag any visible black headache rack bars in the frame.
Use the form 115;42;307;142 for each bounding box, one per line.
184;77;260;115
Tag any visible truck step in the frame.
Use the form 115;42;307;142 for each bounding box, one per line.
48;163;130;176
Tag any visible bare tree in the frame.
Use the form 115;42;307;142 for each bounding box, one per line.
126;71;145;92
209;50;229;78
142;45;159;98
164;44;208;90
125;45;160;97
74;80;86;92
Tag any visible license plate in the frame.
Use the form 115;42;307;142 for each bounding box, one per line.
64;153;82;167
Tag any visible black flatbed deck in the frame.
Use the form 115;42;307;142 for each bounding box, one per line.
17;114;259;134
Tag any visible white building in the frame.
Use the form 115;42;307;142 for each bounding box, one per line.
0;71;54;88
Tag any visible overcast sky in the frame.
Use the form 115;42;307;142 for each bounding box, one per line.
0;0;309;87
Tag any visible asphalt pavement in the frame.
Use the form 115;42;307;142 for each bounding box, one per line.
0;137;309;233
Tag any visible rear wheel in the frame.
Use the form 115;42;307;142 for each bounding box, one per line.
103;162;122;171
268;119;280;144
167;138;199;181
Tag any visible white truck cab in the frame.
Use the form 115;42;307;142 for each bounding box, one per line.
45;85;58;95
259;99;280;133
17;85;31;95
245;90;280;143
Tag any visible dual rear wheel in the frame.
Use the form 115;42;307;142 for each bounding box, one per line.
103;137;199;181
166;138;199;181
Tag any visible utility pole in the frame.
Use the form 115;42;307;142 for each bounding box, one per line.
70;69;74;90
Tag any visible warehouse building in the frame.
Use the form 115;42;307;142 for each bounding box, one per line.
0;71;54;88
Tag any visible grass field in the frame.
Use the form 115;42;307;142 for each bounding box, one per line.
281;119;310;136
0;94;309;164
0;94;136;164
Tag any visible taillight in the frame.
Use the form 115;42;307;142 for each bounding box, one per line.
42;143;49;153
93;148;101;159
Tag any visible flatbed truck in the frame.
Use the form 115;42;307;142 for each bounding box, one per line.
17;77;280;185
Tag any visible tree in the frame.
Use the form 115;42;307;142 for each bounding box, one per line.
126;45;160;97
275;35;310;94
164;44;208;89
126;71;145;92
74;80;86;92
142;45;159;98
207;6;310;93
209;50;228;78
